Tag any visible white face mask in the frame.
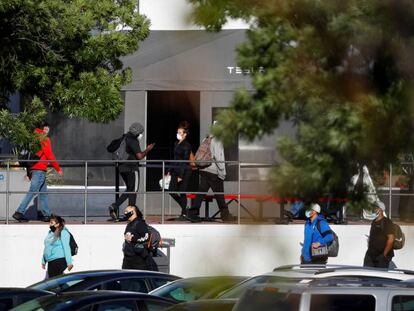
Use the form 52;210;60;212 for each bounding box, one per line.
176;133;182;141
305;210;312;218
137;134;143;140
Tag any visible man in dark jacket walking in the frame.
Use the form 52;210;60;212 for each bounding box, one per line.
364;201;395;268
301;204;334;264
122;205;157;271
109;122;154;220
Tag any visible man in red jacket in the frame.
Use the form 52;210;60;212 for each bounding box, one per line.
13;122;63;222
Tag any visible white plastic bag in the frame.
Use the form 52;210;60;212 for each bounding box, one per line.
159;175;171;190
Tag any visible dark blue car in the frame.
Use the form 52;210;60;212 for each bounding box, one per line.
0;288;52;310
28;270;181;294
11;291;175;311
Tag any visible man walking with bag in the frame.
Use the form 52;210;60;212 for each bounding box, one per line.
363;201;395;268
301;204;334;264
13;122;63;222
108;122;154;221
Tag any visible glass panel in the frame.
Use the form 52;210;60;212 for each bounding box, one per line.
392;295;414;311
310;294;375;311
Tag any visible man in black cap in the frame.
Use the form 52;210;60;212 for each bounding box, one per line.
109;122;155;220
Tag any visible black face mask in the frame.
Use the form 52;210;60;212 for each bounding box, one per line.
49;226;56;232
124;211;134;220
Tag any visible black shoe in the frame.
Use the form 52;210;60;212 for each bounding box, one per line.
188;215;202;223
12;212;28;222
177;214;188;221
108;205;119;221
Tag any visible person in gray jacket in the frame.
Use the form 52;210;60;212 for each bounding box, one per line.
187;135;235;222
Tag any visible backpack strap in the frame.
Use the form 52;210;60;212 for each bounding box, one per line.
316;219;333;237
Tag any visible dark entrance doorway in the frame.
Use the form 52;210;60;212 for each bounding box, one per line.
146;91;200;191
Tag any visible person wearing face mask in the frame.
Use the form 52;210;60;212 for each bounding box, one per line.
363;201;395;268
41;215;73;278
167;121;192;219
301;203;334;264
108;122;155;221
13;121;63;223
122;205;157;271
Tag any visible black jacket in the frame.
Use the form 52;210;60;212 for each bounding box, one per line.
122;218;150;258
170;139;192;178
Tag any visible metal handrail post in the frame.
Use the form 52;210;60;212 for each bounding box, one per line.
161;161;165;224
238;162;241;224
389;163;392;219
6;162;10;224
84;161;88;224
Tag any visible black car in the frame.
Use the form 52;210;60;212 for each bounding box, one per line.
0;288;53;311
164;299;237;311
150;276;247;303
10;290;175;311
28;270;181;294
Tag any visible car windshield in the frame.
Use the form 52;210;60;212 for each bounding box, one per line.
29;275;87;292
153;278;244;302
11;293;81;311
218;275;301;299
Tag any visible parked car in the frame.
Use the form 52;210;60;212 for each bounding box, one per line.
164;299;237;311
11;290;175;311
218;264;414;299
232;276;414;311
28;270;181;294
0;288;53;311
150;276;247;303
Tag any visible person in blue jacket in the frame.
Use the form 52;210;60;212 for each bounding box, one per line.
301;203;334;264
41;215;73;278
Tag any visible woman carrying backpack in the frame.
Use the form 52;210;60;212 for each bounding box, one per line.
41;215;73;278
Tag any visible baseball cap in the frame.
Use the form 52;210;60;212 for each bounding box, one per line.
311;203;321;214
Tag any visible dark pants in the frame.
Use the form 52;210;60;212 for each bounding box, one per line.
363;251;391;268
114;171;139;208
301;255;328;265
122;256;148;270
169;170;192;214
188;171;231;218
48;258;67;278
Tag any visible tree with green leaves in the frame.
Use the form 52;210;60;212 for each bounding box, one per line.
0;0;149;150
189;0;414;204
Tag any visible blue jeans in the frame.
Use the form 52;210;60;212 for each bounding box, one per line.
16;170;50;216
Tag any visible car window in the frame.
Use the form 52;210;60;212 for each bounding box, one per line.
235;289;301;311
310;294;375;311
219;275;283;299
151;277;175;290
93;300;136;311
103;279;148;293
142;300;173;311
31;276;85;292
0;298;13;310
392;295;414;311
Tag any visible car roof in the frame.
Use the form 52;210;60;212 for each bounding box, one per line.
0;287;52;294
150;275;247;291
28;269;181;288
270;264;414;281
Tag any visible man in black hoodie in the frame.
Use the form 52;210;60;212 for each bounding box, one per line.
109;122;154;220
122;205;157;271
